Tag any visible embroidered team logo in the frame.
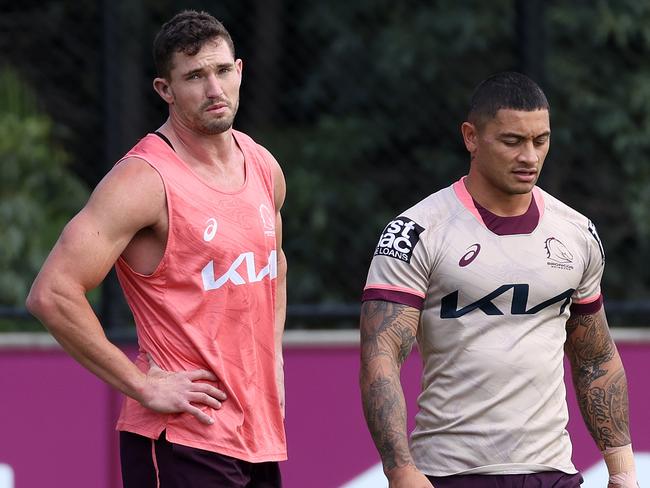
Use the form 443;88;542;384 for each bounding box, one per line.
459;243;481;267
203;218;218;242
545;237;574;270
259;204;275;237
374;217;424;263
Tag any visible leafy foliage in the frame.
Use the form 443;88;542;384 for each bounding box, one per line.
260;0;515;303
2;1;650;325
0;67;88;306
546;0;650;300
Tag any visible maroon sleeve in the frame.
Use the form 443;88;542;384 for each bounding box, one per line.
569;294;603;315
361;288;424;310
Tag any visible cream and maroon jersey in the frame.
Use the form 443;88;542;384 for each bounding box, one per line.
362;177;605;476
115;131;286;463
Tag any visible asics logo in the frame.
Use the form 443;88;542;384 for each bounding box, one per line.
459;243;481;267
203;218;218;242
202;250;277;291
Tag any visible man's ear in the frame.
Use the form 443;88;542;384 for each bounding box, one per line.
461;121;478;153
153;77;174;104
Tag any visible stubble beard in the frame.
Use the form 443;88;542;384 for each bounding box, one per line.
198;98;240;135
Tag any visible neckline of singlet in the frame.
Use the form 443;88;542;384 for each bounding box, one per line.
149;130;250;195
153;131;174;150
471;195;540;236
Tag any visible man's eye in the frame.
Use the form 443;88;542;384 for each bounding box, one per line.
534;136;549;145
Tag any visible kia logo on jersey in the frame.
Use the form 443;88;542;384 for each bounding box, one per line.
374;217;425;263
440;284;575;319
459;243;481;267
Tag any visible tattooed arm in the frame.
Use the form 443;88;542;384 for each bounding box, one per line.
565;307;637;487
359;300;433;488
565;307;630;448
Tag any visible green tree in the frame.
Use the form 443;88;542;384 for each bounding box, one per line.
546;0;650;305
0;66;88;306
260;0;514;305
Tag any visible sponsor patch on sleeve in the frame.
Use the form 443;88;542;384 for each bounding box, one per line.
374;216;425;263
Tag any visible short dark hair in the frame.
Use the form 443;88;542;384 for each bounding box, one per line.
153;10;235;79
467;72;549;128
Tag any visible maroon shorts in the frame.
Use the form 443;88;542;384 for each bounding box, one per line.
426;471;583;487
120;431;282;488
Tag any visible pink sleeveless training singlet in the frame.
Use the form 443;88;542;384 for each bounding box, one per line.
115;130;286;462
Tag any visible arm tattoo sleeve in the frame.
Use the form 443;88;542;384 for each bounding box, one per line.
565;309;631;450
359;300;419;472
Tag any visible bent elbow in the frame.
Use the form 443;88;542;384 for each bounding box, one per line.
25;282;59;324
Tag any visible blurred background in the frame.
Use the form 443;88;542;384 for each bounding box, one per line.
2;1;650;487
2;0;650;333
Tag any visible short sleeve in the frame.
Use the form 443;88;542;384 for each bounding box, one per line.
571;219;605;313
362;215;430;310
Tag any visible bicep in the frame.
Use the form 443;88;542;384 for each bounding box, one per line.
36;158;165;292
565;307;615;368
360;300;421;366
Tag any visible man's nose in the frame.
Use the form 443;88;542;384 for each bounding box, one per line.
518;141;539;164
205;73;225;98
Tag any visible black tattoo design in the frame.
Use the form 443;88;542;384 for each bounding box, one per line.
360;301;419;471
566;311;631;449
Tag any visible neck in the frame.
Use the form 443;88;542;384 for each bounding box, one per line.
463;175;533;217
159;117;237;168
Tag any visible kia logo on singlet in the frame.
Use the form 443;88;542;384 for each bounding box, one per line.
374;217;425;263
459;243;481;267
201;250;277;290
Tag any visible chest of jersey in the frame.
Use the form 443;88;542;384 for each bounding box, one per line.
429;215;586;321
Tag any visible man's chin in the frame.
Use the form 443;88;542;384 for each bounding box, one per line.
200;121;234;135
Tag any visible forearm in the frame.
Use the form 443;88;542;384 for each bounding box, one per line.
571;351;631;449
359;301;420;475
360;353;414;473
566;309;631;450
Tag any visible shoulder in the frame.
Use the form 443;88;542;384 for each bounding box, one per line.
107;156;164;191
398;184;463;233
239;131;279;167
90;156;165;220
538;187;587;220
537;186;605;257
234;130;285;210
537;187;596;233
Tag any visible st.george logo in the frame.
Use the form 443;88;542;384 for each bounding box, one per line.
459;243;481;267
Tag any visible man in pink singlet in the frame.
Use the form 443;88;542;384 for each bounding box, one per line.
27;10;287;487
359;72;639;488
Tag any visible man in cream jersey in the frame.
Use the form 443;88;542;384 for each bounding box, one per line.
360;72;638;488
